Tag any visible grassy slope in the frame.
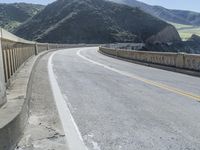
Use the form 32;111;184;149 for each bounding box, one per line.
169;22;200;40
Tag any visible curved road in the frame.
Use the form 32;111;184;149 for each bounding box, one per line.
49;47;200;150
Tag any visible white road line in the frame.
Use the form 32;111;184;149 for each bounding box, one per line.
48;51;88;150
77;48;150;80
77;49;200;101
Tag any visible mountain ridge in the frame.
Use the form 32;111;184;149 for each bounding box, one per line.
108;0;200;26
14;0;180;44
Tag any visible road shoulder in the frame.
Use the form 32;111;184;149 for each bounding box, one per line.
15;52;67;150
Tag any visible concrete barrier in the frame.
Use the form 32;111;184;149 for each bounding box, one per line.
99;47;200;73
184;54;200;71
0;28;54;150
0;52;46;150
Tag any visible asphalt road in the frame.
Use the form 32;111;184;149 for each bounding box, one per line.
50;47;200;150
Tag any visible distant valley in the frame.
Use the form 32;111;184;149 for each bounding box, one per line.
170;22;200;40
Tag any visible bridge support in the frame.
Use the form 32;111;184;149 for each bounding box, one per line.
0;29;7;107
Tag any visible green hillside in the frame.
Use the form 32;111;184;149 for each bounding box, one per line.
0;3;44;31
14;0;180;44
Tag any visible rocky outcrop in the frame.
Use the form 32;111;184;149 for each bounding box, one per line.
188;34;200;44
144;34;200;54
146;26;181;44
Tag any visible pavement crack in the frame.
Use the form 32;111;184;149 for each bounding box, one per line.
39;124;65;140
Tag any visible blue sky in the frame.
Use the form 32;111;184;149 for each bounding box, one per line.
0;0;55;5
0;0;200;12
138;0;200;12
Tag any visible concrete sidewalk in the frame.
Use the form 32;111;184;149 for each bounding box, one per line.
15;52;67;150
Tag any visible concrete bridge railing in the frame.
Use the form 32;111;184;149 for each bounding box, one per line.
0;28;100;150
99;47;200;74
0;28;68;107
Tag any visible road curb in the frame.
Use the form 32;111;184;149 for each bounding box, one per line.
0;49;51;150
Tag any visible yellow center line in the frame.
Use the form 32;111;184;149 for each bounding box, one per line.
78;49;200;102
131;75;200;101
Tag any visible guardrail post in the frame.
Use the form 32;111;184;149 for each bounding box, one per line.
176;53;185;68
35;43;38;55
0;28;7;107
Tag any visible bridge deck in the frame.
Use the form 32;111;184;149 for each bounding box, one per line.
49;47;200;150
